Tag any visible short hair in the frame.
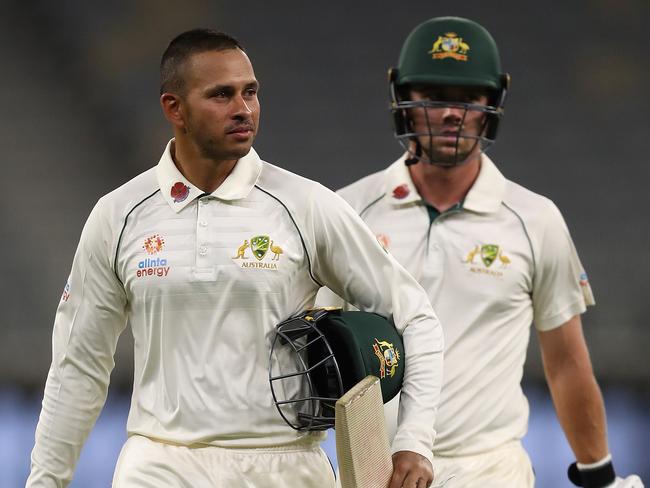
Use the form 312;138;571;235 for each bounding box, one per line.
160;28;245;95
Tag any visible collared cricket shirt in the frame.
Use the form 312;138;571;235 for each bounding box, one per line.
28;141;444;487
321;153;595;456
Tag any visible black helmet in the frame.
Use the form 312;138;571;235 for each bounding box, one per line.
269;308;404;431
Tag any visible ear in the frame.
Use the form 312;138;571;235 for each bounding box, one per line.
160;93;185;130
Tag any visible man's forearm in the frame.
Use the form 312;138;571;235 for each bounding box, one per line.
546;363;608;463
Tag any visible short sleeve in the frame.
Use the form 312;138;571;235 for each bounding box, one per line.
532;202;595;331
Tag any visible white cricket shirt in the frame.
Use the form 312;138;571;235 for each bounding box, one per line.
320;153;594;456
27;141;444;487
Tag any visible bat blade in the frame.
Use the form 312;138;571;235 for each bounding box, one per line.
335;375;392;488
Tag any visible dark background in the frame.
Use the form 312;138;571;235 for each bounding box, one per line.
1;1;647;485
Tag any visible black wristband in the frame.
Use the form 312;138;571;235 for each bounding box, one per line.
568;460;616;487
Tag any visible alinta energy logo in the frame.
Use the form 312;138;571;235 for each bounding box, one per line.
143;234;165;255
232;235;283;270
137;234;170;278
462;243;510;277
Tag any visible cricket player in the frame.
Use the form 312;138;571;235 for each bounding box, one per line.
26;29;443;488
317;17;644;488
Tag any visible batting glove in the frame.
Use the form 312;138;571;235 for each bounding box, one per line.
609;476;644;488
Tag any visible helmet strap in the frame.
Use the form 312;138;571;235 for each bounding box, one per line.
405;141;421;165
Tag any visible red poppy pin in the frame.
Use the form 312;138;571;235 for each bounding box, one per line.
392;184;410;199
171;182;190;203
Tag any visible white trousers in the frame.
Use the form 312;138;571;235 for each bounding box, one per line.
112;434;336;488
432;441;534;488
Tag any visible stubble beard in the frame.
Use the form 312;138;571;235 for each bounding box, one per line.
417;137;477;166
183;102;256;161
199;135;251;162
186;119;253;163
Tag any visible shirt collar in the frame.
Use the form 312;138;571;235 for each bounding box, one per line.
383;152;506;213
156;139;263;212
463;153;507;214
384;153;422;205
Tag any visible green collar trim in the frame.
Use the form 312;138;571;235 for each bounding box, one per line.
425;200;463;224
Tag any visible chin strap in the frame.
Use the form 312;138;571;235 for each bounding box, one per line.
405;141;422;166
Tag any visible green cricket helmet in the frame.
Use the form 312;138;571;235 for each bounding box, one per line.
269;308;404;431
389;16;510;166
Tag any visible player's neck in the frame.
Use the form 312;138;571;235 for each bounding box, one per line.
409;154;481;212
171;139;238;194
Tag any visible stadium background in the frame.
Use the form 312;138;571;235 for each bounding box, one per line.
1;1;648;486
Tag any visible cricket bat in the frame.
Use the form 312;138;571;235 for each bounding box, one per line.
335;375;393;488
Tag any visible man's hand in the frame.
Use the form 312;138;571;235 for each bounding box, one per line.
389;450;433;488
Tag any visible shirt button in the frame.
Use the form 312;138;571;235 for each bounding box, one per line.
199;220;208;227
199;246;208;255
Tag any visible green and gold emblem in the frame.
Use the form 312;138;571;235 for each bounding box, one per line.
481;244;499;268
429;32;470;61
250;235;270;261
372;338;401;379
463;243;511;275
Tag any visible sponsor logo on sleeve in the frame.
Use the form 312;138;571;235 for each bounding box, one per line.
61;282;71;302
578;272;595;305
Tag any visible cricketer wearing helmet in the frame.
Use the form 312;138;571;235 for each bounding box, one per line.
389;16;507;167
317;16;644;488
